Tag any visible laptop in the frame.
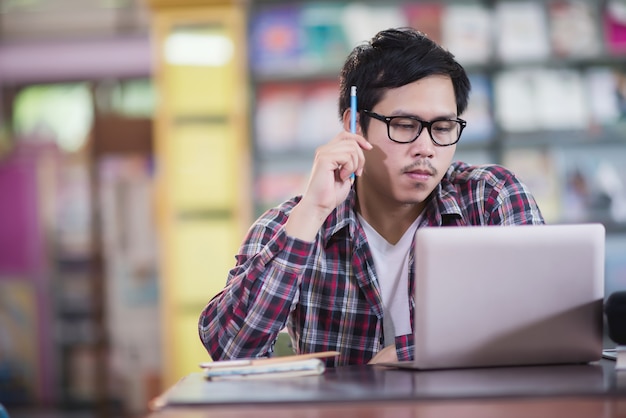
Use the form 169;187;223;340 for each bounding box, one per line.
386;223;605;370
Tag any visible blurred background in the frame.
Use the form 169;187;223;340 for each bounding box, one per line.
0;0;625;417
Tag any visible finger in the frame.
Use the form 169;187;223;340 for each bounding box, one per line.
344;144;363;179
321;133;368;179
337;165;353;182
350;133;373;151
341;134;370;177
349;140;366;178
334;152;356;180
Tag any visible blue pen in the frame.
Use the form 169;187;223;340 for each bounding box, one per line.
350;86;357;180
350;85;357;134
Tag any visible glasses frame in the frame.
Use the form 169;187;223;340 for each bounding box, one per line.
362;110;467;146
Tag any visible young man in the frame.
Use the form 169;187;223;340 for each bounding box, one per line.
199;28;544;366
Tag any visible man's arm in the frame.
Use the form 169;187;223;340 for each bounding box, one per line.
198;208;314;361
199;127;371;361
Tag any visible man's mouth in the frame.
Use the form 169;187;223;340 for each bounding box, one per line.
405;169;433;181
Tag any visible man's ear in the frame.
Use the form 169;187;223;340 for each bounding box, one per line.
341;108;359;134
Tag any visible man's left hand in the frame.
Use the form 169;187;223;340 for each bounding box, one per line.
368;345;398;364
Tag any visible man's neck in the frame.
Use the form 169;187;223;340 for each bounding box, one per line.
355;188;424;245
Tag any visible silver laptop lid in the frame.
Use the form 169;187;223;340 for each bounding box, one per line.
413;224;605;369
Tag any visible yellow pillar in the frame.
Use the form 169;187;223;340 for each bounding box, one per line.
146;0;251;387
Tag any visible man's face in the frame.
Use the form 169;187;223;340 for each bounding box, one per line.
358;75;459;207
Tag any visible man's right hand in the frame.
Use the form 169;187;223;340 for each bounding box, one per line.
285;131;372;242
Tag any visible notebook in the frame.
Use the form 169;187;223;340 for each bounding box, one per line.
385;223;605;370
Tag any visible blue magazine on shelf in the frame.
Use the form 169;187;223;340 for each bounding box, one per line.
249;5;305;76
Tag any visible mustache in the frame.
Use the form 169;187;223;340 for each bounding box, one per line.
402;160;437;176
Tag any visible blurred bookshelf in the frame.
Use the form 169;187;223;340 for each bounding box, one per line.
247;0;626;297
0;77;159;416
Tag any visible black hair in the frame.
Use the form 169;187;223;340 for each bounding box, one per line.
338;27;471;133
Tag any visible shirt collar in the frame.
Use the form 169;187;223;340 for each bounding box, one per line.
425;164;466;225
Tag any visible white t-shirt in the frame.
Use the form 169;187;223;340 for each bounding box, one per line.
358;214;421;347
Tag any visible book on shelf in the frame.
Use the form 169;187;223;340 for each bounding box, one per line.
300;3;349;72
584;67;623;126
461;73;494;143
604;0;626;55
494;1;550;62
494;68;590;133
341;3;405;48
255;169;309;213
502;148;562;223
493;69;537;133
441;4;492;65
533;68;588;131
255;83;304;153
296;81;342;150
403;3;444;45
256;81;342;154
547;0;602;58
249;5;305;76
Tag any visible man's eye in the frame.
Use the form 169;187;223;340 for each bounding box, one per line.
433;121;455;132
392;119;418;130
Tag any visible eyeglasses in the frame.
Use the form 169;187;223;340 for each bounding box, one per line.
362;110;467;146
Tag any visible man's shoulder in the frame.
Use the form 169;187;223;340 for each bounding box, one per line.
446;161;517;187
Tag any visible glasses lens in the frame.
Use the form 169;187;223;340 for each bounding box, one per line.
388;117;421;143
431;120;461;145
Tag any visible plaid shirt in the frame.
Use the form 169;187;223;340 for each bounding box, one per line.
199;161;544;366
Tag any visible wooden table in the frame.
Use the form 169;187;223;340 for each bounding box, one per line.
147;360;626;418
